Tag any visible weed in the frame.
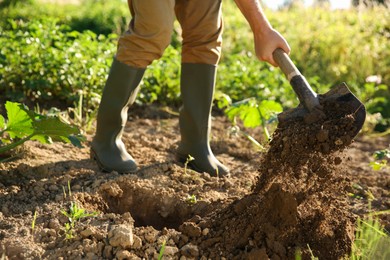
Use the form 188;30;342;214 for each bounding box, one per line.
60;181;97;239
61;202;97;239
307;244;319;260
369;147;389;170
67;180;72;198
158;240;166;260
184;155;195;175
350;212;390;259
31;210;38;234
186;195;197;204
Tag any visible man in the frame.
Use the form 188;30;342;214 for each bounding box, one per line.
91;0;291;177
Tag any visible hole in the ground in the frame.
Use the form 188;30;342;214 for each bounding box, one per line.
100;182;211;230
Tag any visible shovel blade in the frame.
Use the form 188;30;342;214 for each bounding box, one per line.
278;82;366;138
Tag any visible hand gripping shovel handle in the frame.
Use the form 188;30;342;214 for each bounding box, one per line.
272;48;320;111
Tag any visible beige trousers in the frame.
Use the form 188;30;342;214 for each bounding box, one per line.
116;0;223;68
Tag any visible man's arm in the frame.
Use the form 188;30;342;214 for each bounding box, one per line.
234;0;290;67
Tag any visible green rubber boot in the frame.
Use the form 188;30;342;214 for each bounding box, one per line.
177;63;230;177
91;58;145;173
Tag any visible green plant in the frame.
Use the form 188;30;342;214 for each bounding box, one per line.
0;18;116;111
0;101;83;155
351;213;390;259
1;1;389;133
369;148;389;170
218;95;283;142
186;195;197;204
61;202;97;239
184;155;195;175
158;240;166;260
31;210;38;234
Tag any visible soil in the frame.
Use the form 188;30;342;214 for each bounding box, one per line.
0;105;389;260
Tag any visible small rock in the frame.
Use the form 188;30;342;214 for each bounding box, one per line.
116;249;139;260
202;228;209;236
85;252;98;260
180;244;199;257
316;129;329;142
48;184;58;191
108;225;134;249
72;184;81;191
2;205;9;215
45;228;56;237
19;227;30;236
246;247;268;260
54;194;63;202
122;212;134;222
144;230;159;243
179;222;201;237
335;138;343;145
48;218;61;231
334;157;342;165
81;227;94;238
103;245;113;259
132;235;142;249
100;182;123;197
163;246;179;256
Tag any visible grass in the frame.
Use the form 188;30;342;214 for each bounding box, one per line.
158;240;166;260
183;155;195;175
61;202;98;239
31;210;38;234
350;211;390;259
60;180;97;239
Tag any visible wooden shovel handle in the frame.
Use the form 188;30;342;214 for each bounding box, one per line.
272;48;301;81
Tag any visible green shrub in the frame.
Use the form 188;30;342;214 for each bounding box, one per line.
0;18;116;110
0;1;388;131
0;0;130;36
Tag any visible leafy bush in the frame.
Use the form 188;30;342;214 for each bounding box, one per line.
0;1;389;131
0;0;130;35
0;18;116;110
220;3;390;129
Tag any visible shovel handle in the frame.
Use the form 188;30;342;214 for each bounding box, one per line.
273;48;301;81
272;48;320;111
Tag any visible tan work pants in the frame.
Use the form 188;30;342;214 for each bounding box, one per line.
116;0;223;68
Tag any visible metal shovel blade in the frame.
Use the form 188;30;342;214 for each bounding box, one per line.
278;82;366;138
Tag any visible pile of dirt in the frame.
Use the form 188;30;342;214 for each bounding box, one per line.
0;105;388;259
188;101;363;259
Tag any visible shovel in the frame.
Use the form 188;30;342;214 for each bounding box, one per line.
272;48;366;138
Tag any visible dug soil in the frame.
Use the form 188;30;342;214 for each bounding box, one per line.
0;105;389;259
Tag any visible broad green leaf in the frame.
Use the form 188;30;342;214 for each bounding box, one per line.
0;115;5;130
5;101;34;138
240;106;262;128
32;116;80;139
259;100;283;121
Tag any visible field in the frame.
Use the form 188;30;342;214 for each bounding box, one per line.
0;0;389;259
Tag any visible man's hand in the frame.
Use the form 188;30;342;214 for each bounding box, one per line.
234;0;291;67
253;27;290;67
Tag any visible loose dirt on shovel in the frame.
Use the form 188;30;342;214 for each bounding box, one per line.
0;105;389;259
